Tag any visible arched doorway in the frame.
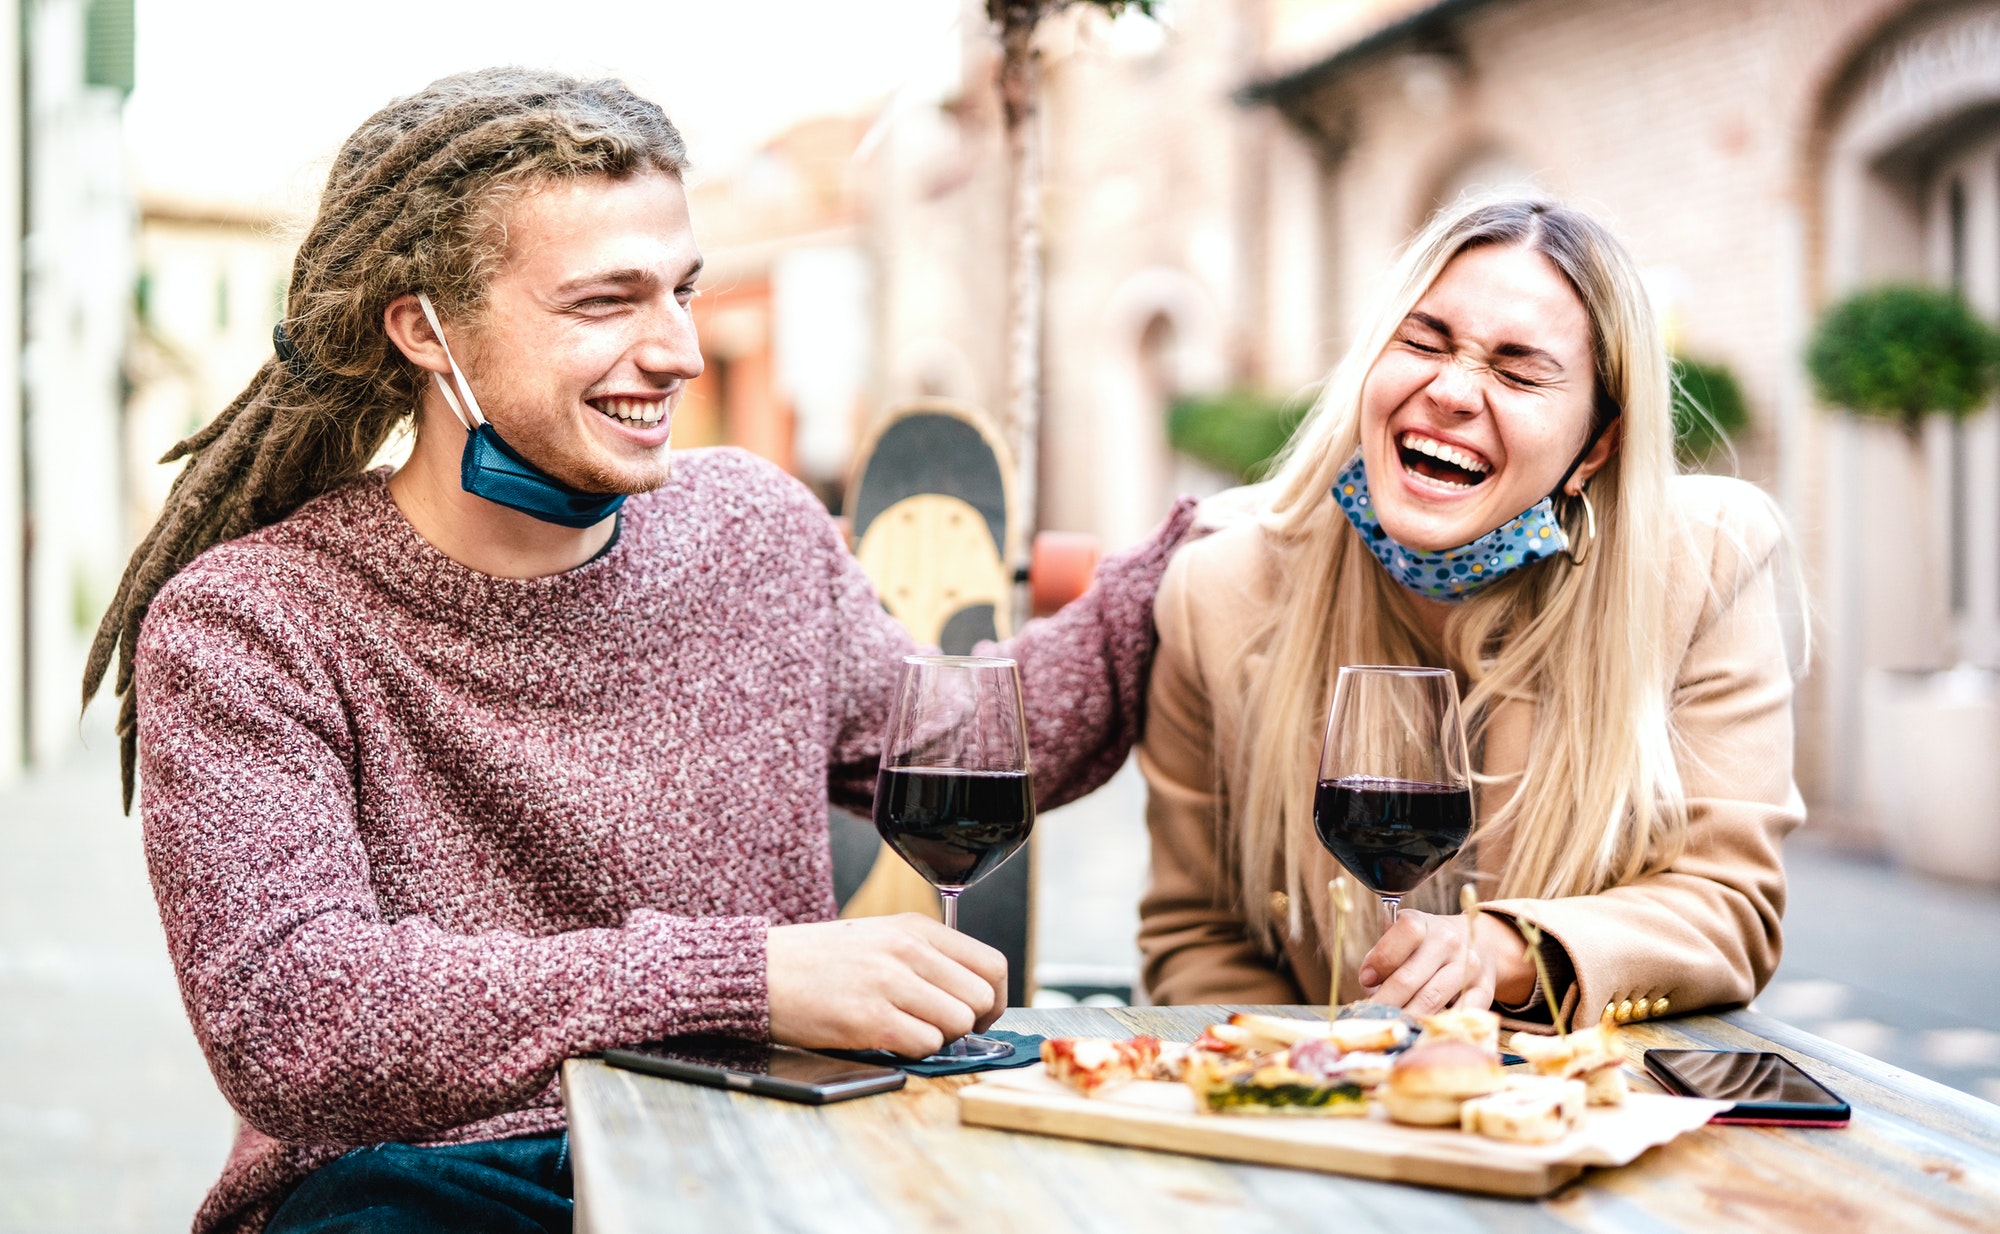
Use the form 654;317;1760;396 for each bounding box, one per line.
1092;268;1226;550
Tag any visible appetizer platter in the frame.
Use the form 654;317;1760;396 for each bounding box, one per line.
958;1008;1727;1197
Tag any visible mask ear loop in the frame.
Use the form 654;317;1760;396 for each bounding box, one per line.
415;292;486;432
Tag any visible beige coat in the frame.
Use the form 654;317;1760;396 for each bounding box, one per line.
1137;475;1804;1032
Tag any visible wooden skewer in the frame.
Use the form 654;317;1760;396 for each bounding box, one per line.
1517;919;1567;1038
1327;875;1353;1022
1459;883;1481;1008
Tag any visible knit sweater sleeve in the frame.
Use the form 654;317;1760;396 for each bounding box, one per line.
826;497;1200;812
135;567;767;1146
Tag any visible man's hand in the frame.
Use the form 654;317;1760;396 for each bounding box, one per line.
1357;911;1534;1013
766;914;1008;1058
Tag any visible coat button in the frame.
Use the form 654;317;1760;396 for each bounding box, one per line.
1653;997;1670;1017
1615;999;1634;1023
1602;1001;1618;1024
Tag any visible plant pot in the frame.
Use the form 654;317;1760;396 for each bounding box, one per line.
1861;665;2000;886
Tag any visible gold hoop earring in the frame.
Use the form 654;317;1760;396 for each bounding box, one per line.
1564;489;1596;568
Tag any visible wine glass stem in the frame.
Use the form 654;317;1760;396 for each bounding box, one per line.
940;889;961;932
1380;897;1402;929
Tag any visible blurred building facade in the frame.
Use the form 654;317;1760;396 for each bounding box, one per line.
127;203;294;541
0;0;134;782
30;0;1994;831
684;0;1298;539
864;0;1263;550
695;0;1998;827
681;114;878;507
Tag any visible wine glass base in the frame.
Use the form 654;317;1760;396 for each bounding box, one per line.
919;1034;1016;1064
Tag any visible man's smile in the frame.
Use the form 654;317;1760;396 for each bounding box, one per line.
590;393;672;427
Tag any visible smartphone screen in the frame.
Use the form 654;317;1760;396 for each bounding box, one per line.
603;1036;907;1105
1643;1049;1850;1126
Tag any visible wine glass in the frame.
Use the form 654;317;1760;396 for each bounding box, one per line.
874;655;1035;1062
1313;666;1474;930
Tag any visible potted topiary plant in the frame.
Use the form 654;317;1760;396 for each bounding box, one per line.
1807;287;1997;435
1808;285;2000;882
1165;388;1308;482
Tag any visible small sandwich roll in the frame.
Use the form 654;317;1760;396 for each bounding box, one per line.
1226;1012;1411;1055
1511;1022;1627;1105
1461;1077;1587;1144
1584;1066;1628;1107
1383;1041;1506;1127
1417;1007;1502;1056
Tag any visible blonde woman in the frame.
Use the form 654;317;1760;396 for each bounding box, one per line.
1138;198;1802;1031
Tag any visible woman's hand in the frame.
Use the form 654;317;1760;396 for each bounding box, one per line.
766;914;1008;1058
1358;911;1535;1013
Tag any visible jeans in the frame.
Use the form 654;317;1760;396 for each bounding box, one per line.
263;1131;572;1234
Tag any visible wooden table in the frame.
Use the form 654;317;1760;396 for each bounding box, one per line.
561;1005;2000;1233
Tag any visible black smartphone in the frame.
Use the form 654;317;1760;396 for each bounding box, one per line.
602;1036;906;1105
1643;1048;1851;1126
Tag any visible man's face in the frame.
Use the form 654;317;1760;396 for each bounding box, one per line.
451;171;704;495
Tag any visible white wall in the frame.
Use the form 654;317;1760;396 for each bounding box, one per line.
129;214;295;533
773;245;871;485
23;0;133;766
0;0;22;783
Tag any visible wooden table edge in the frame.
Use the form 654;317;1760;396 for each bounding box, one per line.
562;1058;620;1234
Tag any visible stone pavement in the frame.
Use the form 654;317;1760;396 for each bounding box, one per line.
3;747;1997;1231
1757;842;2000;1105
0;738;235;1234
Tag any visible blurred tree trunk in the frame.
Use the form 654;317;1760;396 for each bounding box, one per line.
986;0;1151;538
989;0;1049;536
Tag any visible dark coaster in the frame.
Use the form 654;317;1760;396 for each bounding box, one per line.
832;1030;1046;1078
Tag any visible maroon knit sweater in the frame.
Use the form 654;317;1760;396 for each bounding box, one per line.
135;449;1195;1233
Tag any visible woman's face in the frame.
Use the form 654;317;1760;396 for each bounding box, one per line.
1358;243;1608;553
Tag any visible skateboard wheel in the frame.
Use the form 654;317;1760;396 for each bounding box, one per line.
1029;532;1100;616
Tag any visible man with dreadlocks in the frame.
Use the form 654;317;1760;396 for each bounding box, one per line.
85;70;1194;1234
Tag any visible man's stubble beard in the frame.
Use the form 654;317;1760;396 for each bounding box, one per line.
471;367;674;497
528;414;673;496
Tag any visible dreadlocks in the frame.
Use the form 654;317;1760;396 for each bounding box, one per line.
82;67;690;809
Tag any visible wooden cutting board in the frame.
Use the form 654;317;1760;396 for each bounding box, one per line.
958;1066;1726;1198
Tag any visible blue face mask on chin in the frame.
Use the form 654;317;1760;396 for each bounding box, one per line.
415;293;627;530
1332;451;1569;602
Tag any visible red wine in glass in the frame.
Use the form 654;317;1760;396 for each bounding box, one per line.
1314;666;1474;928
1313;777;1473;897
874;767;1033;889
873;655;1035;1063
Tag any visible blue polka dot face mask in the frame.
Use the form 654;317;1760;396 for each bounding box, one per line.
416;292;628;531
1332;452;1568;602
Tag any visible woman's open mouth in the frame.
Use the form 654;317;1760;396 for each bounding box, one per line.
1397;431;1492;491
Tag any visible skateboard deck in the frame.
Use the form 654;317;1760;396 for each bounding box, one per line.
838;401;1035;1009
849;401;1020;650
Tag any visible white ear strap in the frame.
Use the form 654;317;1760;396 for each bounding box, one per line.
415;292;485;431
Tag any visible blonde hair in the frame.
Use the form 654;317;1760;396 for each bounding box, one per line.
1228;197;1688;953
